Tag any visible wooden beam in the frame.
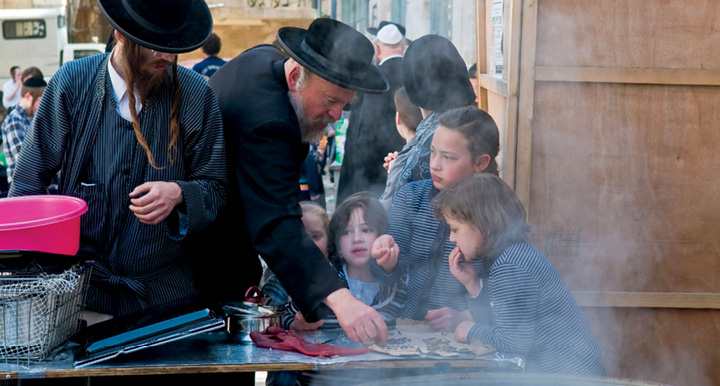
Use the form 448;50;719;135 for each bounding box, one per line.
478;73;508;97
535;66;720;86
572;291;720;309
503;0;523;190
513;0;538;211
476;0;489;111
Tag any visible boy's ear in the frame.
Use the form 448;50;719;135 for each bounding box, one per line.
473;154;491;173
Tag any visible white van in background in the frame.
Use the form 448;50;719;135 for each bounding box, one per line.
0;7;104;83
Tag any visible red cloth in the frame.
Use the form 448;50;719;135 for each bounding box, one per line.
250;326;370;357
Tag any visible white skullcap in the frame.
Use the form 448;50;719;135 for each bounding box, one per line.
376;24;403;45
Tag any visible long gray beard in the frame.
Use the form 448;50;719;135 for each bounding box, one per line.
288;91;329;143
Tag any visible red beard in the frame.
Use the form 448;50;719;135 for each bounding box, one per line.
133;59;173;101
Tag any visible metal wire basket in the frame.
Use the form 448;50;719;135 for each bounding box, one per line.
0;263;89;362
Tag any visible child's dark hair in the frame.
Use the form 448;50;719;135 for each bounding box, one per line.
202;33;222;56
394;87;423;133
433;174;530;259
438;106;500;176
328;192;388;266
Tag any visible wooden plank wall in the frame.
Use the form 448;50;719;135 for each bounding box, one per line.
516;0;720;384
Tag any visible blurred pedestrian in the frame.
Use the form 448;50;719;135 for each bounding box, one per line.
337;23;407;202
1;77;46;186
2;66;23;111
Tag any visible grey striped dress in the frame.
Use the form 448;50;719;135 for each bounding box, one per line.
9;54;227;316
467;242;605;376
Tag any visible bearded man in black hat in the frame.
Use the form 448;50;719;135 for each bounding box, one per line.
9;0;227;320
209;19;390;345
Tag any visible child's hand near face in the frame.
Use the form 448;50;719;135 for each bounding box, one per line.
448;247;481;297
371;234;399;273
454;320;475;343
383;151;399;172
425;307;473;332
290;311;324;331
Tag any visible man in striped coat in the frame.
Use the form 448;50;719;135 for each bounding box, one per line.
9;0;227;319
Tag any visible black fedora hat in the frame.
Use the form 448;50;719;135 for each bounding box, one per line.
277;18;389;94
97;0;212;54
366;21;406;37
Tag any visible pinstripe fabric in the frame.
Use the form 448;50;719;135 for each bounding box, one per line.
8;54;227;316
379;179;489;319
467;242;605;375
281;263;408;330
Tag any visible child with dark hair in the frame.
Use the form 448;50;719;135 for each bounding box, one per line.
283;192;407;331
192;33;226;79
380;86;423;210
432;173;605;376
372;106;499;332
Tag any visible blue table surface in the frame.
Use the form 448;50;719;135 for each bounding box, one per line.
0;330;524;378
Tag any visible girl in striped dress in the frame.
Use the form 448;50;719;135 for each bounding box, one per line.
372;106;500;332
432;173;605;375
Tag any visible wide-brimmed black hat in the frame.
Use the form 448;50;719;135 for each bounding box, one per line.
277;18;389;94
366;21;406;37
403;35;476;112
97;0;212;54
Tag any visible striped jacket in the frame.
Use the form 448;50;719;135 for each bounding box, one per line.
9;54;227;316
467;242;605;376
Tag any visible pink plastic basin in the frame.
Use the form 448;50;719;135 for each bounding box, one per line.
0;195;88;255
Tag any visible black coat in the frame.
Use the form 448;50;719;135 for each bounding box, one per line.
203;45;344;320
337;56;406;202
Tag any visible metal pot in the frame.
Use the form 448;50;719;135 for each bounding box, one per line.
226;308;281;344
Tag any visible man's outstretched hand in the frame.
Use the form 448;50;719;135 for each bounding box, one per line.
324;288;388;346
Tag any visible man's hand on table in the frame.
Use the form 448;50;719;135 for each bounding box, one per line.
129;181;183;224
324;288;388;346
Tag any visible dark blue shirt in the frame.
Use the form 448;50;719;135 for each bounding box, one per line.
192;56;227;78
